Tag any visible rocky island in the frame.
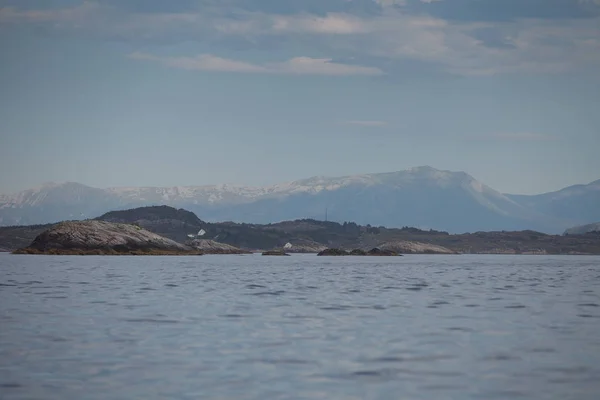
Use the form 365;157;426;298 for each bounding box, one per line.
317;248;401;256
185;239;250;255
378;241;456;254
262;250;290;256
3;205;600;255
13;220;202;255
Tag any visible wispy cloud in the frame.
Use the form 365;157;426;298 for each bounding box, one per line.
270;13;368;34
342;120;388;127
129;52;384;76
129;52;265;73
473;132;556;141
0;2;100;23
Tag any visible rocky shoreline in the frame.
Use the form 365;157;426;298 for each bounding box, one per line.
262;250;291;256
3;205;600;255
317;248;401;256
185;239;250;255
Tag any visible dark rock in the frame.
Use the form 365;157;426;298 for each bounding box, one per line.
349;249;367;256
262;250;290;256
366;247;400;256
317;248;349;256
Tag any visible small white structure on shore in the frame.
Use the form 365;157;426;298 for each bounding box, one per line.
198;229;206;237
284;242;293;250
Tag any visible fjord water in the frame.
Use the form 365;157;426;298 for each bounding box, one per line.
1;254;599;400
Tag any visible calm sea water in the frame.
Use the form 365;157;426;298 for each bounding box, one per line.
1;253;600;400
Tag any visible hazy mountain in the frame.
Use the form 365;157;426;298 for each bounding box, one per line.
564;222;600;235
507;179;600;225
0;167;597;233
189;167;557;233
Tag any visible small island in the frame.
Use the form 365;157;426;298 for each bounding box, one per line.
14;220;203;256
318;248;349;256
317;248;401;256
186;239;250;255
262;250;291;256
3;205;600;255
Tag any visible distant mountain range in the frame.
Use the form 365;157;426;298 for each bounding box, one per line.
1;166;598;233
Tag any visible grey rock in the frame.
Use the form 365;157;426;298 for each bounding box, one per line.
262;250;290;256
379;241;456;254
186;239;250;254
15;220;199;255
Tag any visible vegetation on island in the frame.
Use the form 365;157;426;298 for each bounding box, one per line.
2;205;600;255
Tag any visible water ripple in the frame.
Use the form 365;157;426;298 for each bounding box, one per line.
1;254;600;400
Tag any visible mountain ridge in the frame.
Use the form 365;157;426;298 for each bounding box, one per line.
1;167;598;233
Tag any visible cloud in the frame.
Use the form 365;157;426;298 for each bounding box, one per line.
98;0;200;14
405;0;600;22
374;0;408;7
129;52;384;76
271;13;368;34
129;52;266;73
277;56;383;75
342;120;388;127
475;132;556;141
0;2;101;23
2;1;600;77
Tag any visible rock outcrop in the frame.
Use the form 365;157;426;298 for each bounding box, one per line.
349;249;367;256
283;240;328;253
319;247;400;256
4;205;600;255
379;241;455;254
185;239;250;254
262;250;290;256
14;220;201;255
317;248;349;256
366;248;400;256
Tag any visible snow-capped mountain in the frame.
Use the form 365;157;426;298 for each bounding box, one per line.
0;167;597;233
0;182;127;226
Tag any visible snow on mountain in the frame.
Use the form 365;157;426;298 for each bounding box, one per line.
101;167;488;203
106;184;272;204
0;167;598;233
0;182;121;226
0;167;483;208
0;182;108;208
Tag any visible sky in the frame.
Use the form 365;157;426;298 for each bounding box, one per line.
0;0;599;195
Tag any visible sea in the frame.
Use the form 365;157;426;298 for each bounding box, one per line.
1;253;599;400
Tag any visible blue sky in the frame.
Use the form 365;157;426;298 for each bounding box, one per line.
0;0;599;195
